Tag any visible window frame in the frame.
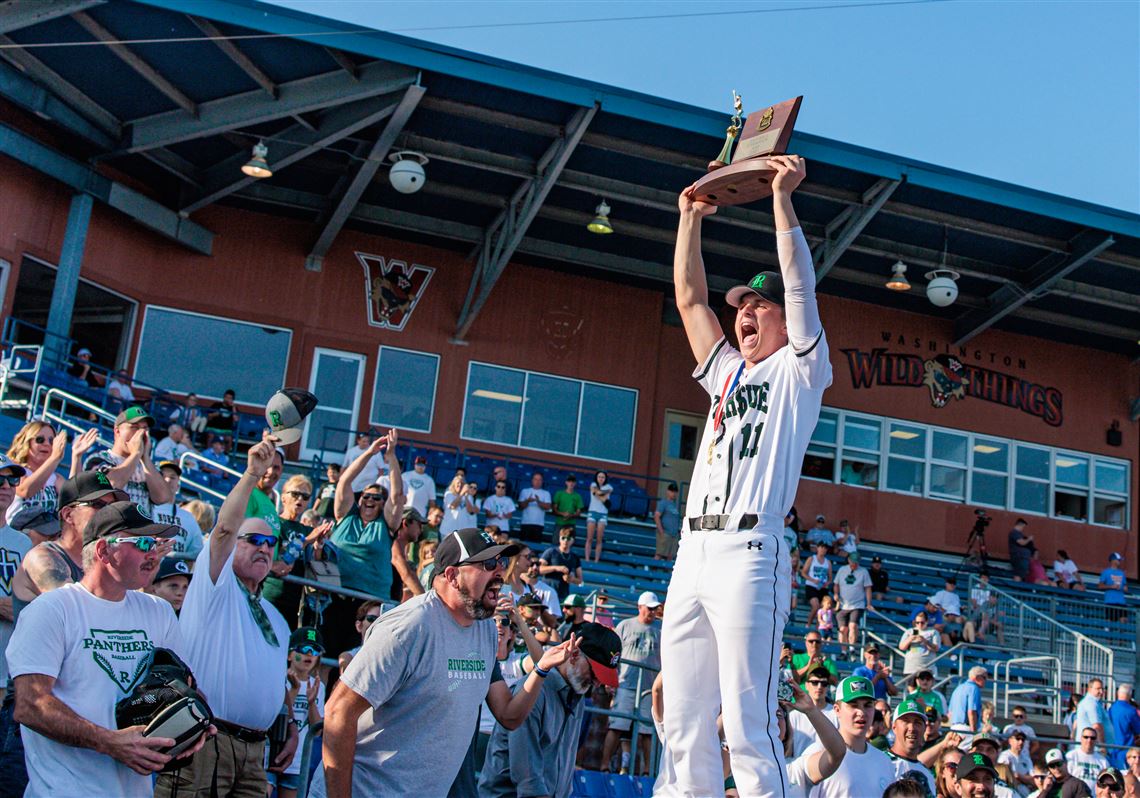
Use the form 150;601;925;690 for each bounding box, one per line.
371;345;440;434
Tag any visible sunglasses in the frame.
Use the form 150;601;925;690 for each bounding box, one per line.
239;533;278;548
33;435;54;444
1082;735;1097;740
1012;714;1025;720
495;484;507;489
363;614;380;623
806;679;829;686
359;494;382;503
806;639;822;644
286;491;312;500
945;763;959;772
0;475;21;487
108;536;161;552
1048;763;1064;769
294;644;323;656
465;555;509;572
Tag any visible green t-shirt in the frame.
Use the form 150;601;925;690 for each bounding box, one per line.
262;518;307;608
331;507;392;598
245;489;282;536
552;490;584;528
790;653;838;687
908;688;945;716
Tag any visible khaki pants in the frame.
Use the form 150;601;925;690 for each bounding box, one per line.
155;731;268;798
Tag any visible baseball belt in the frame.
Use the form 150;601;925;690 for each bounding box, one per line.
686;513;758;532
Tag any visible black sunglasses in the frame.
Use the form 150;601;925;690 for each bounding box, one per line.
33;435;54;444
806;679;829;686
945;762;959;771
0;475;21;487
464;555;509;572
286;491;312;500
363;613;380;623
359;494;382;502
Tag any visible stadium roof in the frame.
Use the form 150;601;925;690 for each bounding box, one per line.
2;0;1139;354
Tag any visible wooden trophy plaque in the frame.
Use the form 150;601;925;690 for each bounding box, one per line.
693;95;803;206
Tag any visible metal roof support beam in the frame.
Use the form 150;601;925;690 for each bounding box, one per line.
0;58;115;148
324;47;358;79
124;60;419;153
0;0;103;33
71;11;198;117
188;15;276;98
43;192;93;367
0;36;122;137
180;94;407;214
952;229;1116;345
813;178;901;281
454;103;598;340
305;84;424;271
0;121;212;254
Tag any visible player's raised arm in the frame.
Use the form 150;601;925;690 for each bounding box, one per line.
675;184;725;364
769;155;823;353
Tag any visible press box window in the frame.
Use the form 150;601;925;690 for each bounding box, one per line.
371;347;439;433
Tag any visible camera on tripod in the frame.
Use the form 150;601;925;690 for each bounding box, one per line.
972;508;991;530
963;508;992;571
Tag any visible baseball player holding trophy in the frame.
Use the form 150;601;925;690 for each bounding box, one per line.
657;94;832;797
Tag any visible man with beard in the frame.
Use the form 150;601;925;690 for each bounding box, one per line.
314;528;582;798
802;676;893;797
479;622;622;798
886;699;936;795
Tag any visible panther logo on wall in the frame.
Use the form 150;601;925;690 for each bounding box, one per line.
357;253;435;331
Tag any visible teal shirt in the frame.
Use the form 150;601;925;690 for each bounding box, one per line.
332;507;393;599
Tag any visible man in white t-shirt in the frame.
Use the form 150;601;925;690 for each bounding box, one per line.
401;456;437;517
342;431;386;494
150;461;204;559
517;472;552;544
156;436;296;798
8;500;211;798
152;424;196;465
483;479;517;533
931;577;965;644
788;664;838;757
885;699;937;794
803;676;894;797
0;454;30;689
998;729;1035;795
1067;727;1110;793
83;406;173;514
782;684;847;797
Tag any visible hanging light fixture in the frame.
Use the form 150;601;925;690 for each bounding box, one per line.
241;140;273;179
885;260;911;291
587;199;613;234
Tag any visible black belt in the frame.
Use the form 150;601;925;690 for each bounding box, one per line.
687;513;758;531
214;718;267;743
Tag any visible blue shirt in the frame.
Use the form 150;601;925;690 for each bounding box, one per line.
852;665;890;700
948;680;982;728
1108;699;1140;768
1098;567;1127;604
1073;693;1112;745
910;606;944;628
330;507;392;598
656;497;681;537
806;527;835;547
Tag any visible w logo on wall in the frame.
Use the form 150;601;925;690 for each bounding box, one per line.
357;253;435;331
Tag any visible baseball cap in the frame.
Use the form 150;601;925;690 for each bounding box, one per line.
806;664;832;680
562;594;587;608
923;706;940;722
871;556;882;564
517;593;545;609
9;507;61;537
401;506;426;523
667;482;678;491
893;698;926;723
57;471;128;509
969;732;1000;750
815;514;826;522
433;528;519;572
1097;767;1125;790
0;453;26;477
77;347;92;357
1109;552;1122;561
265;388;318;445
82;501;179;546
153;557;192;584
725;271;785;308
957;752;998;781
289;626;325;654
115;406;154;427
574;622;622;688
836;675;875;703
414;455;427;465
863;643;879;654
916;669;934;680
1008;729;1027;740
157;460;182;476
847;552;859;562
637;591;662;608
1045;748;1064;765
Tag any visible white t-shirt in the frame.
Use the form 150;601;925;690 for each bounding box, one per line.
788;706;838;757
107;378;135;401
482;495;516;532
1053;558;1079;584
6;583;182;798
932;589;962;616
153;436;193;465
283;675;325;776
179;540;290;730
518;487;551;527
999;748;1033;784
1065;748;1109;792
901;628;941;675
804;740;894;797
786;753;815;798
588;482;613;515
0;526;34;684
886;750;937;795
151;502;204;559
505;579;562;619
5;471;59;525
804;554;830;589
441;491;476;536
1000;721;1037;739
401;469;437;517
343;445;387;493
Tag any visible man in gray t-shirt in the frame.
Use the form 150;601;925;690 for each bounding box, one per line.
314;528;580;798
602;592;662;776
832;552;873;645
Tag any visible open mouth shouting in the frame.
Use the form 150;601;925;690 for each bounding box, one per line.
484;578;504;606
738;315;759;349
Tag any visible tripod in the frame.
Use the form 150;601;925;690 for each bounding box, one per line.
956;523;990;577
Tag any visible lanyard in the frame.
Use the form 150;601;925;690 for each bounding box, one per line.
712;362;746;433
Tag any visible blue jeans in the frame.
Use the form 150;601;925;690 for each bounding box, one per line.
0;693;28;798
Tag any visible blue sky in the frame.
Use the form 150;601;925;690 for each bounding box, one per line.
271;0;1139;213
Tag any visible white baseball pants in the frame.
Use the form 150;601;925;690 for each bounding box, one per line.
656;521;791;797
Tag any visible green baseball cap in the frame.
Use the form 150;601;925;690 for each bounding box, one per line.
115;406;154;427
836;675;875;703
893;698;927;723
726;271;785;308
562;594;587;608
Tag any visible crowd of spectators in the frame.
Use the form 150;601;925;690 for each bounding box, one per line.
0;408;1137;798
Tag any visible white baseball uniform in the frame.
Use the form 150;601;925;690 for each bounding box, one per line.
658;226;832;797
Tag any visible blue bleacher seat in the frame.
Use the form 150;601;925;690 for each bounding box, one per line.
607;773;636;798
632;775;655;796
235;412;264;441
572;770;612;798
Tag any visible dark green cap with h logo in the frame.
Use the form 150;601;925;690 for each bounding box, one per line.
725;271;785;308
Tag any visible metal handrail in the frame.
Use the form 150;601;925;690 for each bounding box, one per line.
177;449;246;503
992;655;1063;723
35;385;117;428
0;344;45;411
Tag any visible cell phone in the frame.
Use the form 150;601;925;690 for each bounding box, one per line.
911;628;919;635
777;677;795;704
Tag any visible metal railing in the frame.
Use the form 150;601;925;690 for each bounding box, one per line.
968;573;1114;691
0;344;45;410
991;655;1063;723
176;449;246;503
